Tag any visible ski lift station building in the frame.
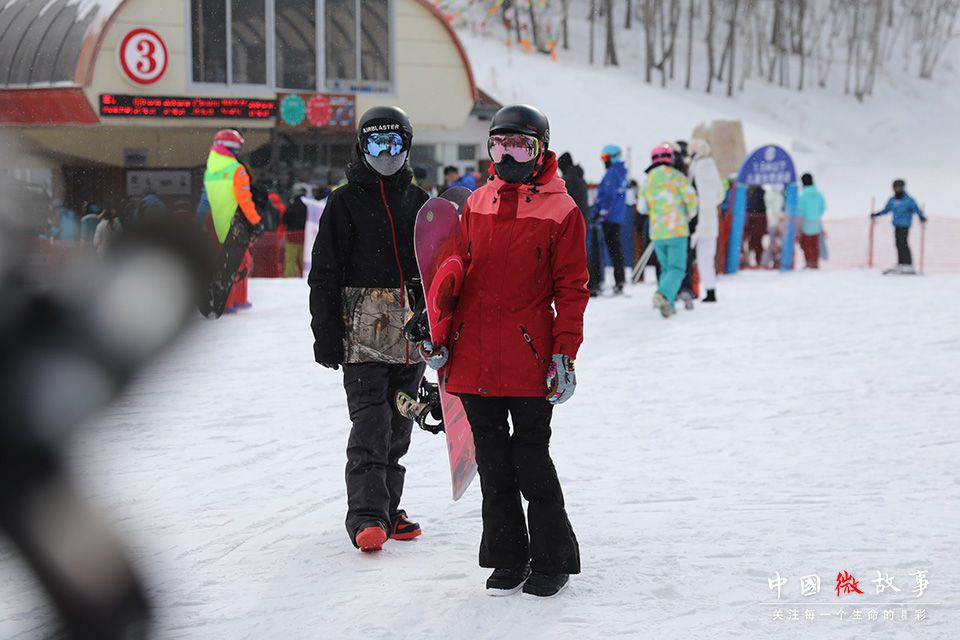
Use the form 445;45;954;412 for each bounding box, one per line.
0;0;497;207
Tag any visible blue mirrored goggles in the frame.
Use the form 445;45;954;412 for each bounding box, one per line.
363;132;406;157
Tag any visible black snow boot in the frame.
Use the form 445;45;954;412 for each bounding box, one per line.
486;564;531;596
522;572;569;598
703;289;717;303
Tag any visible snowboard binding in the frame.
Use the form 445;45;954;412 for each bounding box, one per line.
395;378;445;434
402;278;431;344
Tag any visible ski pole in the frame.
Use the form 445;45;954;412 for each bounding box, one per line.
920;204;927;275
867;196;875;269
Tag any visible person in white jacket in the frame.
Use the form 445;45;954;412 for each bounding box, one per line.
93;209;122;256
762;185;786;268
686;139;724;302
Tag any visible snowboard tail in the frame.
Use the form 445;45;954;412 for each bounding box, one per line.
200;214;252;318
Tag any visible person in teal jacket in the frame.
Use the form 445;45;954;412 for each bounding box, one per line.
871;179;926;273
796;173;826;268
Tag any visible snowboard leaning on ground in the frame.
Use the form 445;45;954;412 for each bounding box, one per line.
413;191;477;501
199;215;254;318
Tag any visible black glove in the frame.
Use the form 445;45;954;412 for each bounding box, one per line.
314;342;342;370
870;212;880;218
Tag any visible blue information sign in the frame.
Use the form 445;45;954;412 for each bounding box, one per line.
736;145;797;186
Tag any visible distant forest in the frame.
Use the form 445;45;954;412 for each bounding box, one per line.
451;0;960;99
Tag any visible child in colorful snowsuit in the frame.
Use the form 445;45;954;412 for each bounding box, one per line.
638;145;699;317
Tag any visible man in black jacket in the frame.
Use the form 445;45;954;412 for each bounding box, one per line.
558;152;601;296
308;106;428;552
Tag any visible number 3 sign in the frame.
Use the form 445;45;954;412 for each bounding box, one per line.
118;28;168;85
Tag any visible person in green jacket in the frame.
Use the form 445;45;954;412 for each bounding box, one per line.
796;173;826;269
199;129;263;315
638;145;699;318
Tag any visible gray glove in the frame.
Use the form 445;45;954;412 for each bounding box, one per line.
545;354;576;405
421;340;448;370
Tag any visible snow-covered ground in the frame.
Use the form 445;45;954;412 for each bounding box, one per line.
1;273;958;639
455;23;960;220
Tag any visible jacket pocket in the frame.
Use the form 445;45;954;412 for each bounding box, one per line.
519;325;541;364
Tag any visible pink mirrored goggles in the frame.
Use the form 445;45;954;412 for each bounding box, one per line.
487;133;541;164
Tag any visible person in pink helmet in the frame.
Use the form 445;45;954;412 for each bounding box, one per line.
638;145;699;317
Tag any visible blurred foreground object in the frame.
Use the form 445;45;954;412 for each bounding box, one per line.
0;214;210;640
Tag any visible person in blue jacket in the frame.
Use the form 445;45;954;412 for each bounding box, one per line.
871;179;927;274
442;165;477;192
594;144;628;294
57;207;78;243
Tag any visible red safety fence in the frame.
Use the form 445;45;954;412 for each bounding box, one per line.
20;217;960;278
250;231;283;277
250;231;305;277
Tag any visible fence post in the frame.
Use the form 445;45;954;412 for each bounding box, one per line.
920;203;927;275
867;196;875;269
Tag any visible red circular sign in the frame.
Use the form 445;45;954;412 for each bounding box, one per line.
118;28;168;85
307;95;332;127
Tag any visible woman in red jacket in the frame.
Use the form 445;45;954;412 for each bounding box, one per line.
436;105;589;597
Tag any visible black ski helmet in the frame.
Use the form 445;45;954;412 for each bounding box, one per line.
357;106;413;149
489;104;550;151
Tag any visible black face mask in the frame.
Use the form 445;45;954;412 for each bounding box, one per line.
894;189;905;199
604;159;612;169
494;156;537;184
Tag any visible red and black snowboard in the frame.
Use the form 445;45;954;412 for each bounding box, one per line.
414;190;477;500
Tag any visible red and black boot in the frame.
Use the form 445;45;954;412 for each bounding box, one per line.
391;510;422;541
354;521;388;552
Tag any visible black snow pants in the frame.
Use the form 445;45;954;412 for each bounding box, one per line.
602;222;625;289
895;226;912;265
342;361;426;540
587;224;603;293
459;395;580;574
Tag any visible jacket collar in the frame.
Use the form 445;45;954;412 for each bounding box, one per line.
210;144;238;157
644;160;672;174
489;151;566;195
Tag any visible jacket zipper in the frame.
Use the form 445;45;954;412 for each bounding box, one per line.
378;177;409;366
443;322;465;385
519;326;540;362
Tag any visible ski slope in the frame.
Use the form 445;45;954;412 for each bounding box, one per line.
456;26;960;220
2;272;959;639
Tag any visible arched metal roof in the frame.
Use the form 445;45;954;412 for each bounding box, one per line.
0;0;121;86
0;0;476;100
